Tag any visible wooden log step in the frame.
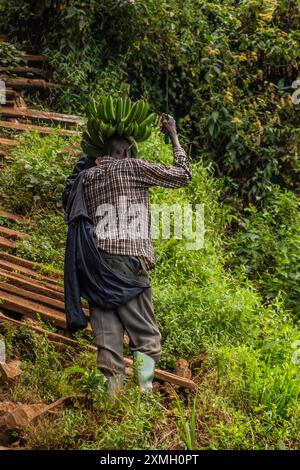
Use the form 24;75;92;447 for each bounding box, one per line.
0;106;83;126
24;54;47;64
0;209;27;224
0;236;15;250
0;268;89;314
5;88;17;99
0;76;60;90
0;281;65;312
0;268;65;302
0;252;63;279
3;99;16;107
0;120;78;136
0;225;28;240
0;259;63;289
0;272;89;316
0;311;196;389
0;289;68;329
0;137;17;147
0;310;91;349
0;66;49;78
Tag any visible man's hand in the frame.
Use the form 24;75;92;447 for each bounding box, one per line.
160;113;177;138
160;113;181;147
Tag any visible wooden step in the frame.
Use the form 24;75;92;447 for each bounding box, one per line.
0;268;65;302
0;137;17;147
0;76;60;90
0;236;15;250
0;209;27;224
5;88;17;99
0;289;68;328
0;252;63;278
0;66;49;79
0;258;63;289
0;120;78;136
24;54;47;64
0;310;93;349
0;281;65;312
0;225;28;241
0;106;83;126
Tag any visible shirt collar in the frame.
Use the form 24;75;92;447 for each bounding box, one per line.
97;155;118;164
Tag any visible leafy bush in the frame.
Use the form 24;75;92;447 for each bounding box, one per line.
1;0;300;200
227;188;300;317
0;131;80;213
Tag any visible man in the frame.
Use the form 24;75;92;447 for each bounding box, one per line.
63;113;191;395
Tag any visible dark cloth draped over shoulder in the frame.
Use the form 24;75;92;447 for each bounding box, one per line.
63;158;149;333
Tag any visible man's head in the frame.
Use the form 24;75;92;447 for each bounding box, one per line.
103;136;132;160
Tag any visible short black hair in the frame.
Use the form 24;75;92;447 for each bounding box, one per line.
103;136;132;158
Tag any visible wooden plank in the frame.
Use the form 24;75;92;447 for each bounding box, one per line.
0;106;83;125
0;209;27;224
0;311;196;389
0;268;65;302
0;226;28;241
0;289;67;328
3;100;16;107
0;66;48;79
0;311;91;348
0;276;89;317
0;281;65;312
0;268;89;310
0;252;63;279
5;88;17;99
0;259;63;289
0;137;17;147
0;236;15;250
0;76;60;90
24;54;47;63
123;358;197;390
0;120;78;136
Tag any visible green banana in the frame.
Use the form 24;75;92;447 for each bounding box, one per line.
82;131;97;148
122;96;131;120
106;95;116;122
138;102;150;123
81;140;101;158
128;136;139;157
117;121;125;136
106;124;116;138
133;100;144;123
99;96;109;122
138;126;152;142
87;119;104;147
115;97;123;123
139;112;157;128
83;94;155;153
123;101;139;126
132;122;140;139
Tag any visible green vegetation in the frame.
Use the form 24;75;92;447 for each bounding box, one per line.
1;131;299;449
2;0;300;200
0;0;299;451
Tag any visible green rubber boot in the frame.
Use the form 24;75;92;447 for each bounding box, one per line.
133;351;155;393
105;373;125;399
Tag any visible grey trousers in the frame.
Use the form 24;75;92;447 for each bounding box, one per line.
88;252;162;376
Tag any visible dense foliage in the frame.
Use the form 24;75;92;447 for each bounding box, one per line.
1;0;300;200
0;0;299;451
1;131;300;449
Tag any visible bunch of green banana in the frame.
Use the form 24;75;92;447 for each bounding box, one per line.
81;94;157;158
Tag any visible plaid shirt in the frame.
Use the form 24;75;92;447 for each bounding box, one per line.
83;145;191;269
